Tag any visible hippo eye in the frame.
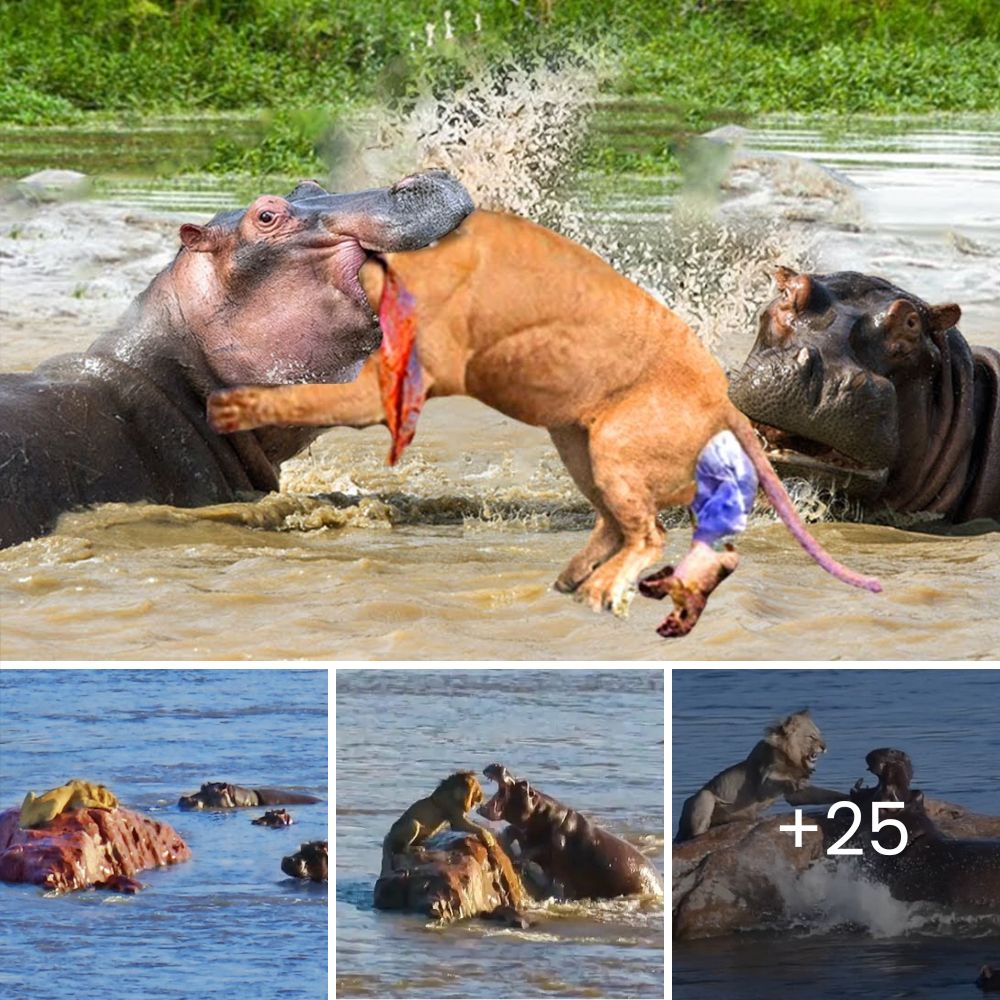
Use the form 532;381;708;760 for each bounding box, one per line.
259;210;276;224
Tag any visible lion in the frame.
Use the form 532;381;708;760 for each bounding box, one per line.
19;779;119;829
675;710;845;841
381;771;497;875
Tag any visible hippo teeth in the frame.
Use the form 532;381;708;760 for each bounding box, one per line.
754;421;884;478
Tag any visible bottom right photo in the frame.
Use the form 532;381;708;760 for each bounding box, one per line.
672;668;1000;1000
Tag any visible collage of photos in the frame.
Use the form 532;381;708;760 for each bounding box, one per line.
1;0;998;998
3;667;999;998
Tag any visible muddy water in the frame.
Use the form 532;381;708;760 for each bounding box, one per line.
1;108;998;660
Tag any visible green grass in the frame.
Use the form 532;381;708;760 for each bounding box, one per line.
1;0;997;177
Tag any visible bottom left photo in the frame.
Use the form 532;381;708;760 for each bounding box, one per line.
0;668;328;999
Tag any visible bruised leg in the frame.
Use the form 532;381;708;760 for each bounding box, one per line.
639;430;757;637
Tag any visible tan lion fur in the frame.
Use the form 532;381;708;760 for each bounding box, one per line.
381;771;496;875
206;211;879;631
675;710;844;841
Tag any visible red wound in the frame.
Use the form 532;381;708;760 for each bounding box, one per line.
376;269;427;465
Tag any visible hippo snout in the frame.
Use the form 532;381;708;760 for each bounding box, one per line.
365;170;474;253
730;347;899;471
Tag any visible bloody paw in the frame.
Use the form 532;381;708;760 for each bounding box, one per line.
638;564;676;600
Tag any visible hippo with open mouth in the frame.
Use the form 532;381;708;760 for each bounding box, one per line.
178;782;321;810
478;764;662;900
839;748;1000;910
729;269;999;524
0;171;473;548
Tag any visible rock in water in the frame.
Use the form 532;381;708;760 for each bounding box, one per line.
15;169;92;202
0;806;190;892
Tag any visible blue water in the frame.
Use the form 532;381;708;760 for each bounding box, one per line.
0;668;328;1000
336;669;665;999
672;668;1000;1000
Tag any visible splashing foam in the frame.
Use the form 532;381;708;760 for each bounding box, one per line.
775;857;999;939
327;55;813;363
289;57;841;523
327;56;599;223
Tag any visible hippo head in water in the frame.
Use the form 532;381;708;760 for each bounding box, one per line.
850;748;923;808
168;171;474;387
729;269;1000;523
281;840;328;882
178;782;255;810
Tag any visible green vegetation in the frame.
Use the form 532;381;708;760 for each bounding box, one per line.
1;0;997;177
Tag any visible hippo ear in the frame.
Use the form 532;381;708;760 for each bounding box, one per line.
287;179;330;200
179;224;223;253
774;267;812;313
928;303;961;332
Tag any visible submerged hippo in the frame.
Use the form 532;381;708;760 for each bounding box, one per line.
729;269;999;524
0;172;473;548
281;840;327;882
251;809;293;827
478;764;662;900
178;782;321;810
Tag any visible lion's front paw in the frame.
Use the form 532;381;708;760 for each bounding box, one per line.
207;387;264;434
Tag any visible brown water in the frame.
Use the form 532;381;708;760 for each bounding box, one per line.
1;89;998;660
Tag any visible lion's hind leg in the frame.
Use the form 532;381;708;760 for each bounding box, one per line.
640;430;755;637
676;789;718;841
381;818;422;875
549;426;624;593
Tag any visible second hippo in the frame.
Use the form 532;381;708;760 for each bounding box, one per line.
178;782;321;810
478;764;662;900
281;841;328;882
729;269;999;524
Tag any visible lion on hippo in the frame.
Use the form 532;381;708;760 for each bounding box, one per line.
381;771;496;875
676;710;844;841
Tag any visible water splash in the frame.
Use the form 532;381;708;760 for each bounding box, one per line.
308;57;851;522
327;55;600;225
776;857;1000;939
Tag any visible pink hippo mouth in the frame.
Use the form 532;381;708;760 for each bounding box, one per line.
477;764;513;821
477;789;508;821
333;239;382;312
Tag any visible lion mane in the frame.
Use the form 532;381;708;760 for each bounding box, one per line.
676;709;841;842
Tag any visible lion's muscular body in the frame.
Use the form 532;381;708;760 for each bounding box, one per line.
676;710;844;841
381;771;497;875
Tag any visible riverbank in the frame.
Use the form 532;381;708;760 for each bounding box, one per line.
3;1;997;177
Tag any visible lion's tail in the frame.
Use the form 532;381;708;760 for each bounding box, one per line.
726;406;883;593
